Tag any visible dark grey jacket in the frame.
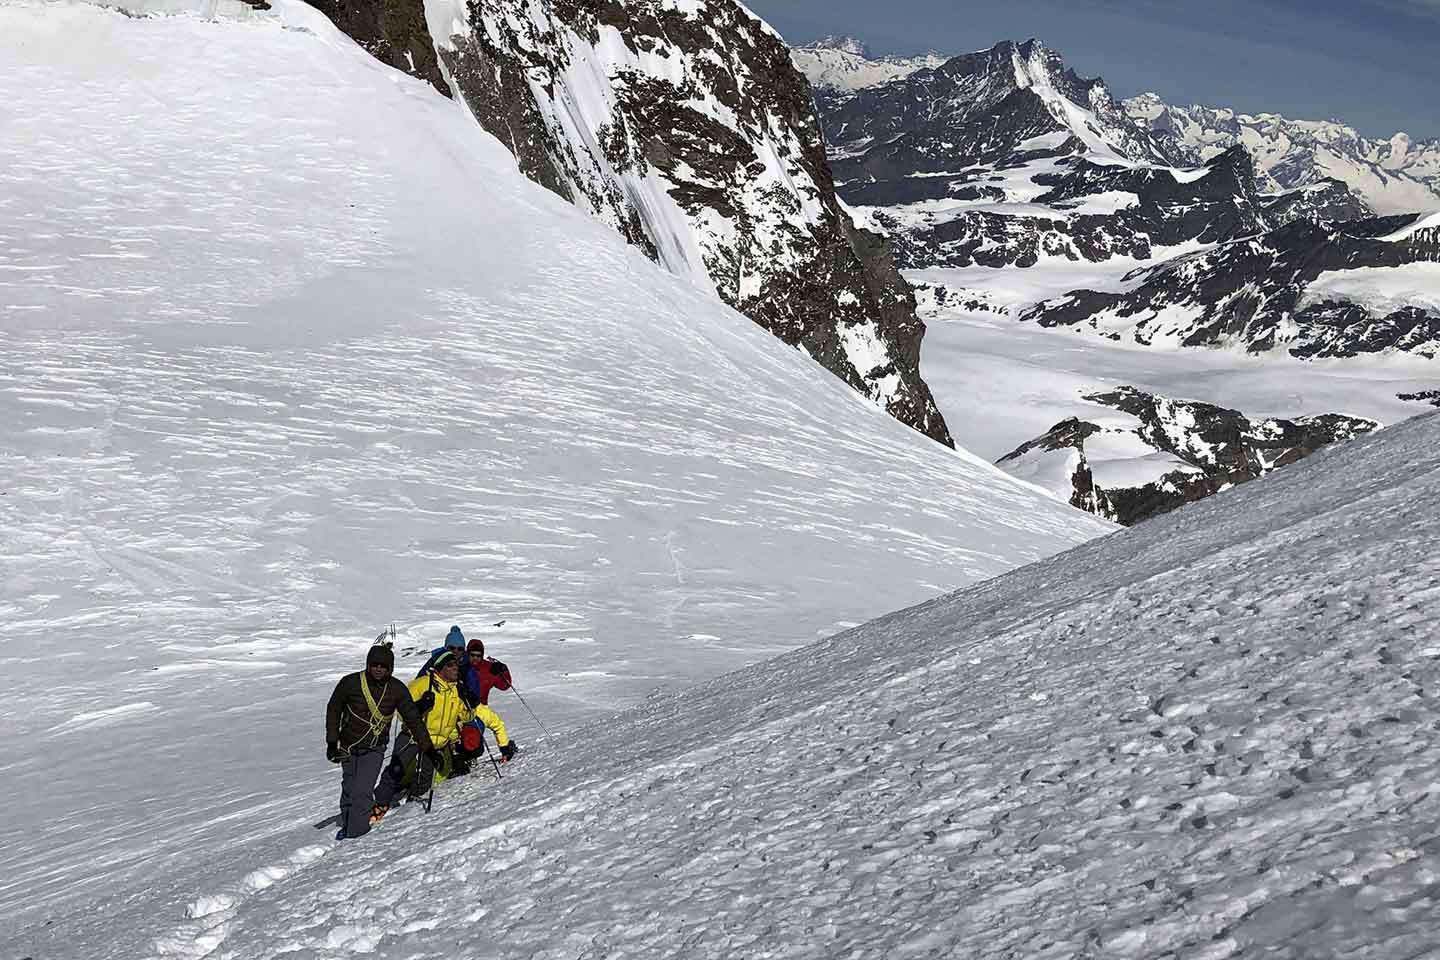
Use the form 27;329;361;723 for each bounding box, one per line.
326;672;433;753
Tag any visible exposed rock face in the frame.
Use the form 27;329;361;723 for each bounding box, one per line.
1262;179;1372;227
1398;390;1440;407
310;0;952;446
997;387;1378;525
865;146;1272;271
305;0;449;96
1123;92;1440;216
1021;214;1440;358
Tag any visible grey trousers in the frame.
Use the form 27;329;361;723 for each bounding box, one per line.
339;745;386;839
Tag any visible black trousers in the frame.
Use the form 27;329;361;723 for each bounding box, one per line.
338;745;386;839
373;731;434;809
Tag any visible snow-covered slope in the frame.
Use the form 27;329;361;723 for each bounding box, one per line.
1125;93;1440;216
0;0;1113;941
791;36;947;93
309;0;954;445
43;338;1440;954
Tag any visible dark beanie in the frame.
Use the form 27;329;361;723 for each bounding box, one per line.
366;644;395;670
467;638;486;657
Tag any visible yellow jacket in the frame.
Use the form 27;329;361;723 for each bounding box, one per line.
407;674;510;749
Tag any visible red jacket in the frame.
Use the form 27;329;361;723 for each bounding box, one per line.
466;657;513;706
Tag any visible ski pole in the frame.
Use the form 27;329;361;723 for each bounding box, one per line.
510;685;553;740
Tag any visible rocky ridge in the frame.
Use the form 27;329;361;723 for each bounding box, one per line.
820;39;1177;182
1124;93;1440;216
1022;214;1440;358
998;387;1378;525
308;0;953;445
862;145;1274;271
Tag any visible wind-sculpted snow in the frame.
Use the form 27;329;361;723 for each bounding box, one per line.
0;1;1111;945
128;402;1440;956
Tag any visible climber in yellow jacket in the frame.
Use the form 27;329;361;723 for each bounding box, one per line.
371;650;511;816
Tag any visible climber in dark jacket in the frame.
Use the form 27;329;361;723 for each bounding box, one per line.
325;643;438;840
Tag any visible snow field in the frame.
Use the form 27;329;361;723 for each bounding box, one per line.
0;0;1111;944
127;407;1440;959
910;266;1437;459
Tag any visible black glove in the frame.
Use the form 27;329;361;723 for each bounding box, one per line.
424;747;445;770
415;690;436;714
327;741;344;763
499;741;518;762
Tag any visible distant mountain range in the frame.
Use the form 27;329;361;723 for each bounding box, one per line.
1124;93;1440;217
790;36;947;93
791;36;1440;364
793;38;1440;217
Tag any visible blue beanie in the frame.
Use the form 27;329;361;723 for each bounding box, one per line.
445;625;466;649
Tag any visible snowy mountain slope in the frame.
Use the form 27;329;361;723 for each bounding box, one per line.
857;146;1272;271
790;36;947;93
309;0;953;445
823;39;1177;183
64;402;1440;956
1125;93;1440;216
0;0;1113;938
1023;214;1440;358
997;386;1377;525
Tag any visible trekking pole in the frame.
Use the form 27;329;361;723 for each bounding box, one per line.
510;685;554;740
479;732;503;781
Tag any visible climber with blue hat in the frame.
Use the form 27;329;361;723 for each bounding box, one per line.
415;625;483;707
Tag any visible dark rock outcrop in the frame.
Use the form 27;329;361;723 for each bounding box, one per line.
871;147;1273;270
307;0;450;97
998;387;1378;525
312;0;953;446
1398;390;1440;407
1262;179;1373;227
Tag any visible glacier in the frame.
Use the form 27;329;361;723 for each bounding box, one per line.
0;0;1110;948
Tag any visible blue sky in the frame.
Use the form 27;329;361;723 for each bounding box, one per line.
748;0;1440;139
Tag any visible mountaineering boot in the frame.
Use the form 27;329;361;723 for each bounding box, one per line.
335;828;348;841
370;803;389;825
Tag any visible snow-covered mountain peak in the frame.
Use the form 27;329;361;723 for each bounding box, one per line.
792;35;949;93
805;35;870;57
1123;92;1440;215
